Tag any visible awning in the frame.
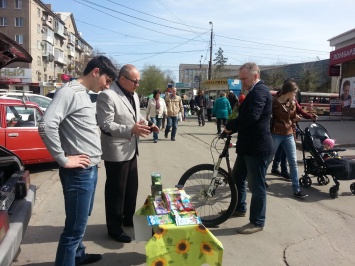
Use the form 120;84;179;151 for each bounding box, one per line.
329;43;355;66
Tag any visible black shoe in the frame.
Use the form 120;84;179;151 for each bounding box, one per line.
108;232;132;243
202;121;205;126
76;254;102;265
198;123;201;126
164;132;168;138
171;137;175;141
294;191;308;199
281;171;291;180
265;182;270;189
271;169;282;176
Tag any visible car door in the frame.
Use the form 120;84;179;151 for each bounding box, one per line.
4;103;53;164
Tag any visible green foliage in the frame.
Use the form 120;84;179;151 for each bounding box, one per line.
260;70;285;90
228;109;238;120
213;47;228;78
137;64;175;96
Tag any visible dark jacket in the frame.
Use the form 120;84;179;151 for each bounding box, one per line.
195;95;207;108
225;80;274;156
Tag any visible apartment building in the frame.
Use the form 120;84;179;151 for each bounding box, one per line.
0;0;92;94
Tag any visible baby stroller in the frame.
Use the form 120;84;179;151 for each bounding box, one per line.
297;122;355;198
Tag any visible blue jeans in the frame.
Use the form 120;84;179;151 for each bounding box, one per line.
272;146;288;173
55;166;98;266
165;116;178;138
150;116;162;141
232;154;271;227
270;134;300;193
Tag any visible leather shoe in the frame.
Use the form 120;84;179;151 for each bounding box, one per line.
271;169;282;176
108;232;132;243
76;254;102;265
281;171;291;180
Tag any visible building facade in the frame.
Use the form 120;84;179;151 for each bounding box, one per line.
328;28;355;116
0;0;92;94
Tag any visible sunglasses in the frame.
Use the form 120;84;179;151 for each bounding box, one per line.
123;75;140;85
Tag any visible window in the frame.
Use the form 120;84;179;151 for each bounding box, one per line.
15;34;23;44
37;7;40;17
0;17;7;26
0;0;7;8
37;23;41;33
15;17;23;27
14;0;22;9
6;106;40;128
37;56;41;66
37;40;42;50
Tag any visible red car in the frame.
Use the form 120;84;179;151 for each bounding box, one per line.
0;98;54;165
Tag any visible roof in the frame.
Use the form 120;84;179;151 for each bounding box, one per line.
0;33;33;68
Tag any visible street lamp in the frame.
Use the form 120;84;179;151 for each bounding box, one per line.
199;55;203;90
208;21;213;80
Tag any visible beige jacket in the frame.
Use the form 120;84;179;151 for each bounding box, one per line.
165;94;183;117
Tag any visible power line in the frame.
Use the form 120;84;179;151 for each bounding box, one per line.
74;0;206;34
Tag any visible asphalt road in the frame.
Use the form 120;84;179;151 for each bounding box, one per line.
12;113;355;266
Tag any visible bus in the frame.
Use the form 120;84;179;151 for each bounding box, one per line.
298;92;339;116
270;90;340;116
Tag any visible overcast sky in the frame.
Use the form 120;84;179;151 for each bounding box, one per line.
48;0;354;81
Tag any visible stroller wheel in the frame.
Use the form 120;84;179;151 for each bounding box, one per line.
317;176;326;185
299;176;312;188
324;176;330;185
350;183;355;195
329;186;338;199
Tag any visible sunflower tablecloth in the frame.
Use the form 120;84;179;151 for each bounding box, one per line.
134;196;224;266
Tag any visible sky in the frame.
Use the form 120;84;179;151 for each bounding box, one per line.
47;0;355;81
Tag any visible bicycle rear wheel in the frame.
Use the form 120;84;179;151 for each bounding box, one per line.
178;164;237;227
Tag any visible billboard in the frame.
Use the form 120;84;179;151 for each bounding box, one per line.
340;77;355;109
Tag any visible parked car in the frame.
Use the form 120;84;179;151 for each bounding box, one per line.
0;98;54;165
0;92;52;112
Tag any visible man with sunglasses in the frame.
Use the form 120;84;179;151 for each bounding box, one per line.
97;64;158;243
40;56;117;265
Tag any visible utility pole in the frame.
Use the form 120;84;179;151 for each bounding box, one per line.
208;21;213;80
199;55;203;90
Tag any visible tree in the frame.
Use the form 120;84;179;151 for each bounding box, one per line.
137;65;174;96
298;66;320;92
261;69;285;90
213;47;228;78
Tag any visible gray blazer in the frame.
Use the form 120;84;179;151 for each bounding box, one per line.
96;81;146;162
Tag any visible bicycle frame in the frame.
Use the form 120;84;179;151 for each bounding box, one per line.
207;134;235;197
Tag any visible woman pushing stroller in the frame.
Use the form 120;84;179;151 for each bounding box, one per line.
269;79;308;198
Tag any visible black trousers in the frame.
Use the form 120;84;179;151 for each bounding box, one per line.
216;118;227;133
104;156;138;234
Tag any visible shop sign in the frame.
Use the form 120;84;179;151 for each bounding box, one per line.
329;43;355;65
203;79;227;86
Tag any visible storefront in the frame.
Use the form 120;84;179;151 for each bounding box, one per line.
329;28;355;117
0;68;32;92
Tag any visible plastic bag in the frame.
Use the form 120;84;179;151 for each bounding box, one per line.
188;110;191;116
178;112;182;122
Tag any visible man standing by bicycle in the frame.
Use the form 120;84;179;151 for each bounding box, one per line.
224;62;274;234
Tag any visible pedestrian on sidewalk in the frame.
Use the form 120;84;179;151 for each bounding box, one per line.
146;89;167;143
40;56;117;265
271;80;317;180
206;96;214;122
195;90;207;126
97;64;159;244
164;87;183;141
182;94;189;121
224;62;274;234
212;92;231;134
269;79;307;199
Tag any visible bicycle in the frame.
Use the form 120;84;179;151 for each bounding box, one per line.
177;132;238;227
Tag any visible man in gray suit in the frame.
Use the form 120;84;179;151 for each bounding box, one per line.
97;64;158;243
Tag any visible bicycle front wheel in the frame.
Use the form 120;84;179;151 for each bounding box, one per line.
178;164;237;227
